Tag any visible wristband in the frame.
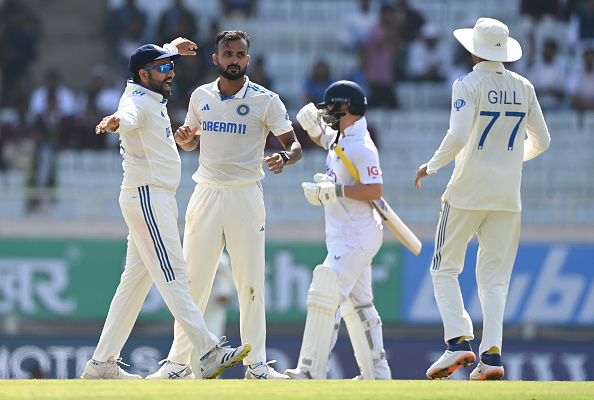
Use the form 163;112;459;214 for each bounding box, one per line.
280;151;290;164
335;183;344;198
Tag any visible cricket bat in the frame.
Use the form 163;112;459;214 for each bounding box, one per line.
333;145;422;256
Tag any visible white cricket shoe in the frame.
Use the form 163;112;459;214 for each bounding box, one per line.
145;359;195;380
245;361;290;379
284;367;312;379
351;362;392;380
426;339;476;380
81;358;142;380
469;353;504;381
200;337;251;379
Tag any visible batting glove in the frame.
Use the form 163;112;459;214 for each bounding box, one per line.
297;103;323;138
313;173;333;184
302;181;344;205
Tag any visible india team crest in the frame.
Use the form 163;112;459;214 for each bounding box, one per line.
237;104;250;116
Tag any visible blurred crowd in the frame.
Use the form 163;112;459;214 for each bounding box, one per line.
1;0;594;213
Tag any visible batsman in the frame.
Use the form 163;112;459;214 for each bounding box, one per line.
284;80;391;380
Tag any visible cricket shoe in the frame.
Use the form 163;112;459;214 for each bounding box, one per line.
201;337;251;379
81;358;142;379
351;360;392;380
426;337;476;379
245;361;290;379
469;353;504;381
145;359;195;379
284;367;313;379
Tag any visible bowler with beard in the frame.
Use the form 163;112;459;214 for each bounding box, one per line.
84;38;252;380
150;30;302;380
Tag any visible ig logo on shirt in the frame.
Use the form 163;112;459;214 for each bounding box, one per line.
237;104;250;116
453;99;466;111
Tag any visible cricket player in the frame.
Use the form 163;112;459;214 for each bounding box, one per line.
82;38;250;380
284;80;391;380
148;30;302;380
415;18;551;380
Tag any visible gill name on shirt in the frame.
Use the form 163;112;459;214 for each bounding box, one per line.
202;120;247;134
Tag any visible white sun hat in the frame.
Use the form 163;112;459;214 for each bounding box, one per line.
453;17;522;62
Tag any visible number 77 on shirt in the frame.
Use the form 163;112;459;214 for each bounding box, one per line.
333;145;422;256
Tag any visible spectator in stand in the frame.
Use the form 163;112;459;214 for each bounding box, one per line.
347;45;369;95
568;0;594;51
104;0;147;54
337;0;378;53
167;21;221;117
75;65;121;149
519;0;562;72
250;57;273;89
447;44;476;85
27;90;71;213
156;0;198;46
363;4;400;109
395;0;425;43
394;0;425;80
220;0;257;20
525;39;568;110
407;24;451;82
28;68;76;123
567;41;594;111
0;97;35;176
0;0;38;108
305;60;333;104
114;16;148;77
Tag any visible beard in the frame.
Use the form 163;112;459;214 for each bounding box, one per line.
147;72;172;99
218;64;247;81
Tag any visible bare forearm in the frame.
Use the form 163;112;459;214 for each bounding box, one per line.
284;140;302;165
344;183;382;201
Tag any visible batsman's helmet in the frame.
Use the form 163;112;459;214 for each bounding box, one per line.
316;80;367;130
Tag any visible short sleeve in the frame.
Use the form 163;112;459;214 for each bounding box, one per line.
184;91;202;134
351;142;382;185
265;95;293;136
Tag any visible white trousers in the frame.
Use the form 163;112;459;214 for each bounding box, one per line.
430;201;521;355
168;182;266;365
324;243;388;369
92;186;218;362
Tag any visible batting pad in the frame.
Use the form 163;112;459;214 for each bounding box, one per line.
342;298;384;380
297;265;340;379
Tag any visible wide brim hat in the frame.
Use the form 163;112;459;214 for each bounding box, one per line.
453;18;522;62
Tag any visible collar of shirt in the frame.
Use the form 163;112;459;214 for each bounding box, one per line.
342;116;368;138
212;76;251;101
125;80;167;104
473;61;505;73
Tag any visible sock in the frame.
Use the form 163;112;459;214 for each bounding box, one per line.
484;346;500;356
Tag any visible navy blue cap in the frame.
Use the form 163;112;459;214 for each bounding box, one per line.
129;44;182;74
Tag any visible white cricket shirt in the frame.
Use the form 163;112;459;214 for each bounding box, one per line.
114;80;181;191
185;76;293;185
427;61;550;212
320;117;383;249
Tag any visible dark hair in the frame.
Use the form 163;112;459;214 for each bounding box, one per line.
132;73;141;83
215;30;251;53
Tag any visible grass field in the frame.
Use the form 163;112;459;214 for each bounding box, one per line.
0;380;593;400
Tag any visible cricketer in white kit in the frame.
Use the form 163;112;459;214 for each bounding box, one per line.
82;39;250;380
155;30;302;380
285;80;391;380
415;18;551;381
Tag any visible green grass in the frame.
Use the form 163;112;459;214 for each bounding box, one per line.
0;380;593;400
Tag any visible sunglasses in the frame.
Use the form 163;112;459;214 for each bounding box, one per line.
143;62;174;73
